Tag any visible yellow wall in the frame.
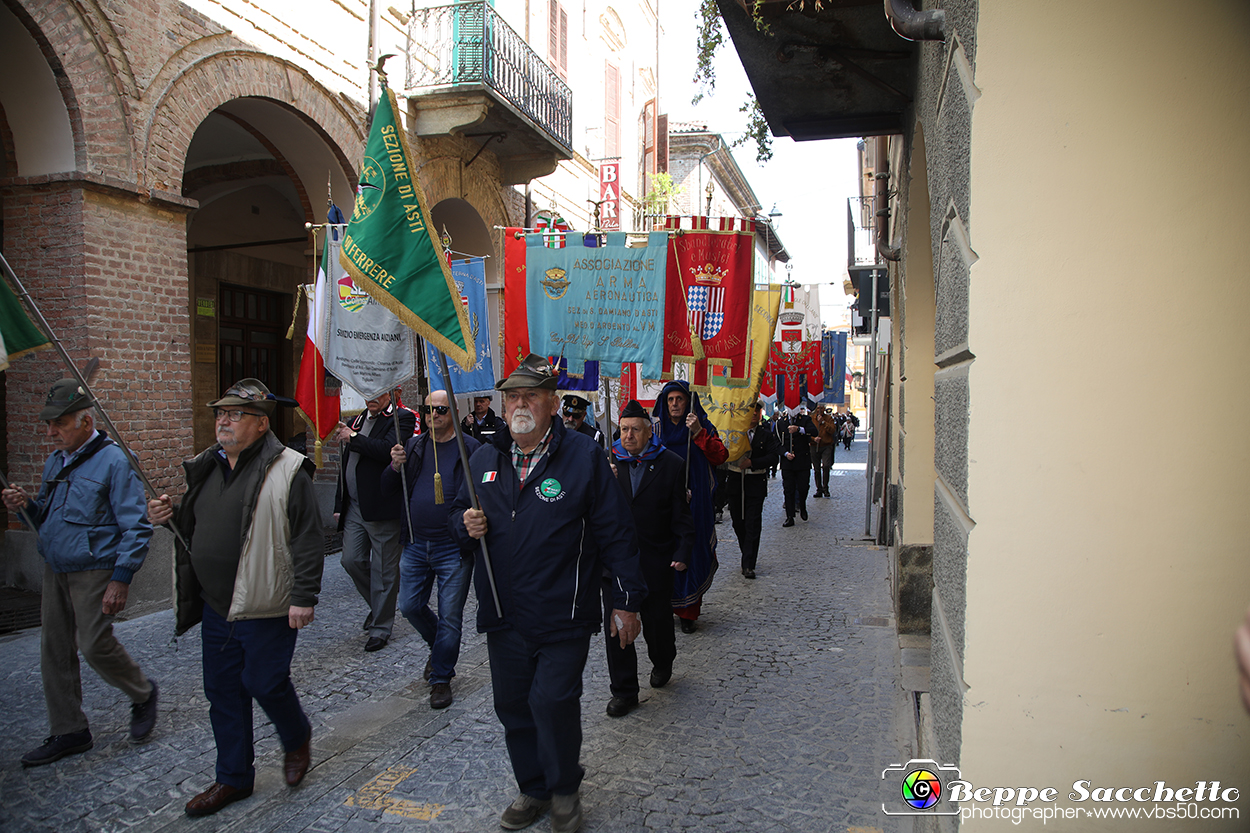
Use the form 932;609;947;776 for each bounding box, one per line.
961;0;1250;825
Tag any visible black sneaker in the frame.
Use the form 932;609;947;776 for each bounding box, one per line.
130;679;159;742
21;730;93;767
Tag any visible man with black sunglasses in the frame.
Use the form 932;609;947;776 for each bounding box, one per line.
333;390;416;652
382;390;479;710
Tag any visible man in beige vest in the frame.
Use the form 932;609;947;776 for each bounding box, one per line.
149;378;323;817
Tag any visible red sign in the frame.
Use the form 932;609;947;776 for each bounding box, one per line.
599;162;620;231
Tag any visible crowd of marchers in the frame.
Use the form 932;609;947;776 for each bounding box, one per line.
1;357;856;833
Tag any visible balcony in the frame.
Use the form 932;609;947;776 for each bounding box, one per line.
405;1;574;184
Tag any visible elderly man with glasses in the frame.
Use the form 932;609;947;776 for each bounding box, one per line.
382;389;479;710
148;378;323;817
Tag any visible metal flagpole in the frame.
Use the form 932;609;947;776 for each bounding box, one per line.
601;373;613;458
0;251;192;552
437;351;503;618
389;387;416;543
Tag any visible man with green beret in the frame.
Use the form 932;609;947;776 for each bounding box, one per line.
2;378;158;767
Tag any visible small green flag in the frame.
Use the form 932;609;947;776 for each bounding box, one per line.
339;85;476;371
0;276;49;371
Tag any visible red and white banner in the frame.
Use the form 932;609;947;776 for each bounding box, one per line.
599;162;620;231
661;215;755;381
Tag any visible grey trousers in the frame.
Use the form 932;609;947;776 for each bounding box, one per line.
41;566;152;735
340;504;403;639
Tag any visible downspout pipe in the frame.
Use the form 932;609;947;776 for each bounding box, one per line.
873;136;901;262
884;0;946;42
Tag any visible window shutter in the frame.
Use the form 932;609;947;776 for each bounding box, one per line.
657;113;668;174
549;0;559;68
559;7;568;75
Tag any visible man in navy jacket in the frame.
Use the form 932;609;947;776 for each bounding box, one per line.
450;354;646;833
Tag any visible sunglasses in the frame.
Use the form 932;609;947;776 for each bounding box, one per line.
420;405;451;415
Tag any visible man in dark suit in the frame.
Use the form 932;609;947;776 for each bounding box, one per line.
334;390;417;651
776;406;817;526
722;400;782;579
602;400;694;717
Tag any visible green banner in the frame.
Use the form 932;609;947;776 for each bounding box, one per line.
0;275;49;371
339;85;475;370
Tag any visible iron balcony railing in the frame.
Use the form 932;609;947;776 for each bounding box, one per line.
406;1;573;149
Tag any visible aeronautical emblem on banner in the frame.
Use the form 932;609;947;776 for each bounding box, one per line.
541;267;569;300
337;276;369;313
352;155;385;221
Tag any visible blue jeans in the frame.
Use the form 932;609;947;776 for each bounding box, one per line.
398;537;473;685
200;605;310;789
486;628;590;798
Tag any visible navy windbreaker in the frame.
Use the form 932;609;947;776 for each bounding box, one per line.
448;418;646;643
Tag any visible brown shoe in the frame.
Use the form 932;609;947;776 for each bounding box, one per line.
284;730;312;786
185;782;253;817
430;682;453;709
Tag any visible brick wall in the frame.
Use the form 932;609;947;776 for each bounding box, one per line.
2;182;192;517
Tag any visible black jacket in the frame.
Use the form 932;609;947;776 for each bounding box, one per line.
449;418;647;643
613;447;694;591
334;403;417;526
461;406;511;446
775;414;816;470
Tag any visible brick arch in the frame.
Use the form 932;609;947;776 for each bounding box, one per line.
142;50;365;195
416;138;512;251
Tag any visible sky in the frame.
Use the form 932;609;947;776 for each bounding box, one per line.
658;1;862;329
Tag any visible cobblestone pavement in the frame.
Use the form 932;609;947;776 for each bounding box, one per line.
0;435;914;832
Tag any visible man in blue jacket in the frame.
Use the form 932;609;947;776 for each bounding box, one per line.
450;354;646;833
2;379;158;767
382;389;479;710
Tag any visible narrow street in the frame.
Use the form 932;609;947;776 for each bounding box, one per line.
0;433;916;833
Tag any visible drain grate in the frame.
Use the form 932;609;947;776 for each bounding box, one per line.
0;587;42;635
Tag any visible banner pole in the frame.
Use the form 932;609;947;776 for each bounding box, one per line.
437;351;503;618
390;387;416;543
0;250;192;553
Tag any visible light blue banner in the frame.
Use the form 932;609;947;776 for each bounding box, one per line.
426;257;495;395
525;231;668;379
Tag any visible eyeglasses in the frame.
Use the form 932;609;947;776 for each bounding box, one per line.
214;408;264;423
420;405;451;415
562;408;586;416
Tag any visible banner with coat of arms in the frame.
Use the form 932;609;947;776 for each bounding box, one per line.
524;231;668;379
661;216;756;381
426;257;494;395
761;283;823;409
